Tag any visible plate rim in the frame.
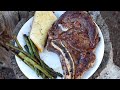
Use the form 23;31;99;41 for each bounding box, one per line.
15;12;104;79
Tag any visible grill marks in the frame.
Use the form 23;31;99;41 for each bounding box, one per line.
46;11;99;79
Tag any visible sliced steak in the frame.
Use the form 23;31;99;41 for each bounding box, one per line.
46;11;99;79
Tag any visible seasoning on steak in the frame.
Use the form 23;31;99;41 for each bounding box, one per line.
46;11;99;79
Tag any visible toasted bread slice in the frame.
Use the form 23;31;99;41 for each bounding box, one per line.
30;11;57;52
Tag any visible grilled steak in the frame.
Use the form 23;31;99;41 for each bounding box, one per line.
46;11;99;79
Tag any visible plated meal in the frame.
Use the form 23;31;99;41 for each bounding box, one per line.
7;11;104;79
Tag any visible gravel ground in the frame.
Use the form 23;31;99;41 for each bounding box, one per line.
100;11;120;67
0;67;16;79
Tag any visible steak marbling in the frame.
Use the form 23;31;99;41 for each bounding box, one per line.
46;11;99;79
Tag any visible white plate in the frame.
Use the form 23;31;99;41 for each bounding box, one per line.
15;11;104;79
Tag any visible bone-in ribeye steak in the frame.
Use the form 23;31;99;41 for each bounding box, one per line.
46;11;99;79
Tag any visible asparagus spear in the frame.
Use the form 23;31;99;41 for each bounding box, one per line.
24;34;46;78
24;44;42;77
28;36;40;60
28;36;47;78
24;60;34;70
23;34;34;57
24;45;29;53
12;51;37;74
6;43;39;64
11;46;34;70
18;52;54;79
12;51;34;72
7;43;62;78
24;59;42;78
12;48;53;79
13;35;23;49
40;59;63;77
8;43;51;78
27;38;63;77
34;68;48;79
27;36;47;78
12;50;48;79
14;35;43;78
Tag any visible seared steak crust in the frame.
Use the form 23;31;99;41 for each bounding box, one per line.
46;11;99;79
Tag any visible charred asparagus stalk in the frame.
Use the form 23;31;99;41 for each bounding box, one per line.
10;47;54;79
24;45;29;53
6;43;63;78
12;51;38;75
27;36;46;78
12;50;47;79
6;43;39;64
24;60;34;70
13;51;34;71
6;43;55;78
23;34;34;57
28;36;47;78
14;36;43;78
18;52;54;79
23;36;40;75
28;36;63;77
13;34;40;76
28;36;40;60
42;59;63;77
13;35;23;49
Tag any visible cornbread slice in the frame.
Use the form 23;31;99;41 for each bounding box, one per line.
30;11;57;52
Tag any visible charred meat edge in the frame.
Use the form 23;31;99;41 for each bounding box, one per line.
51;40;75;79
76;59;95;79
